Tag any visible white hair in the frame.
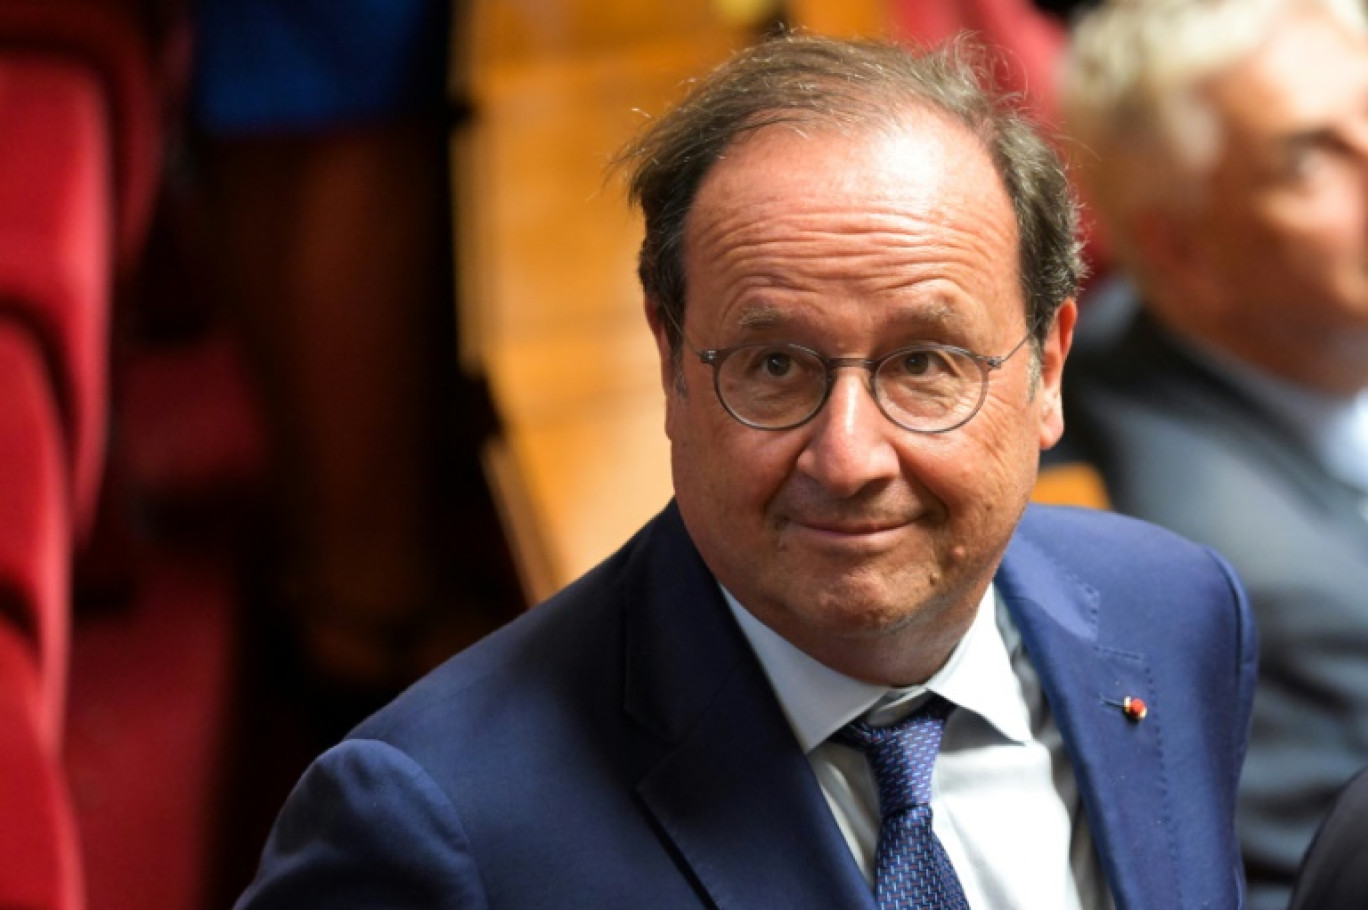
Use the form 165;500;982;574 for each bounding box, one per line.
1060;0;1368;262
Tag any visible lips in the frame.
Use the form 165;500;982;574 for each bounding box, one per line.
776;508;924;549
772;488;934;541
792;517;906;535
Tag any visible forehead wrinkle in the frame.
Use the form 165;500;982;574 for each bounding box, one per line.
686;124;1023;330
696;222;1020;335
700;208;1015;284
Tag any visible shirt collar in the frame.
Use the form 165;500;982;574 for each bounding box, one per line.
723;583;1033;753
1178;334;1368;491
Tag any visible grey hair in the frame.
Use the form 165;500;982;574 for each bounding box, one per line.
1061;0;1368;262
615;32;1083;361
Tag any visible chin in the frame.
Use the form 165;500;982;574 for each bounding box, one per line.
797;574;937;638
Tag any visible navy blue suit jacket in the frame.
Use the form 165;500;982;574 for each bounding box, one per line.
236;503;1255;909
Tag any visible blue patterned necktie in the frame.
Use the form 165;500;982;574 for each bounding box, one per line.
837;694;970;910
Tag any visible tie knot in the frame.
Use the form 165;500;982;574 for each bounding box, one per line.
836;694;954;814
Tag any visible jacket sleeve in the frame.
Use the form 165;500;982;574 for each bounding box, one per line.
233;739;488;910
1210;545;1259;907
1218;546;1259;785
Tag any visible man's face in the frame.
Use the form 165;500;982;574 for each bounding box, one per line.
1190;7;1368;387
650;113;1072;685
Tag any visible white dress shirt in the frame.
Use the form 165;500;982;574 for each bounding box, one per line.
725;584;1114;910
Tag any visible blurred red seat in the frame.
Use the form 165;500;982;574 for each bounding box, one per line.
0;321;72;762
0;634;83;910
0;321;81;910
0;1;163;540
0;55;114;542
0;6;166;908
0;0;162;271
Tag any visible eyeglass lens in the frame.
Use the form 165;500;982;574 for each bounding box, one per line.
713;343;987;432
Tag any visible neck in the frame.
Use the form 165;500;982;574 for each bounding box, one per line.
792;602;979;688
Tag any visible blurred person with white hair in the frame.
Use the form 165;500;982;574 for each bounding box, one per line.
1058;1;1368;906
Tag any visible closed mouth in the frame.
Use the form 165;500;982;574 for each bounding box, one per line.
785;516;910;538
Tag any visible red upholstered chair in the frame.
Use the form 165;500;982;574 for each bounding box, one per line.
0;0;162;273
0;640;84;910
0;39;116;798
0;322;82;910
0;0;162;540
0;5;162;909
0;54;111;544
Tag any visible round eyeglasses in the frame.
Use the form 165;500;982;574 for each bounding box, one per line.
695;326;1038;434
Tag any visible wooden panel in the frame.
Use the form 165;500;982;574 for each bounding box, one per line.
485;387;673;603
456;35;742;374
455;6;751;600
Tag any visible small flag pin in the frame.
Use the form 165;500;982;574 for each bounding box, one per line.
1104;695;1149;722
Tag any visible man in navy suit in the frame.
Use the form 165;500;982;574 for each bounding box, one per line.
235;34;1255;909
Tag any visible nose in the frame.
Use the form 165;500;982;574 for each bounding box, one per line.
794;368;902;496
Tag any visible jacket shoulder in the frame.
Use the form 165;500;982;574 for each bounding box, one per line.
1009;504;1253;641
1015;503;1218;569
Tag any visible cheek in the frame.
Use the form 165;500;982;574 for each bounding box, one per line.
1253;191;1364;278
668;384;793;514
1291;211;1366;283
925;399;1042;509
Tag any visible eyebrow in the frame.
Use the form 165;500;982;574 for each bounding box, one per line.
1278;127;1337;152
736;305;787;329
733;300;962;331
1272;101;1368;158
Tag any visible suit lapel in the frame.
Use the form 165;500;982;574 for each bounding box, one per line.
621;504;1211;909
635;670;875;910
997;528;1182;910
623;505;873;910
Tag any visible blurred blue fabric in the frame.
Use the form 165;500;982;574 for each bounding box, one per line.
190;0;449;134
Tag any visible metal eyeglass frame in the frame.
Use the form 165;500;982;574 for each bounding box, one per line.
692;321;1040;434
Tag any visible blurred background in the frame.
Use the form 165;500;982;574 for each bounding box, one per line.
0;2;1094;908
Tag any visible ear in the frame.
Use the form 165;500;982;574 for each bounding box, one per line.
1037;297;1076;450
644;297;689;446
1131;207;1223;309
644;296;677;396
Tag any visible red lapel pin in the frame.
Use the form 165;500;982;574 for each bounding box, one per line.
1104;695;1149;722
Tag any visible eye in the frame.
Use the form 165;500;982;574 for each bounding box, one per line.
1273;131;1347;185
1283;142;1327;182
899;351;933;376
892;349;953;378
730;345;809;381
763;351;794;377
